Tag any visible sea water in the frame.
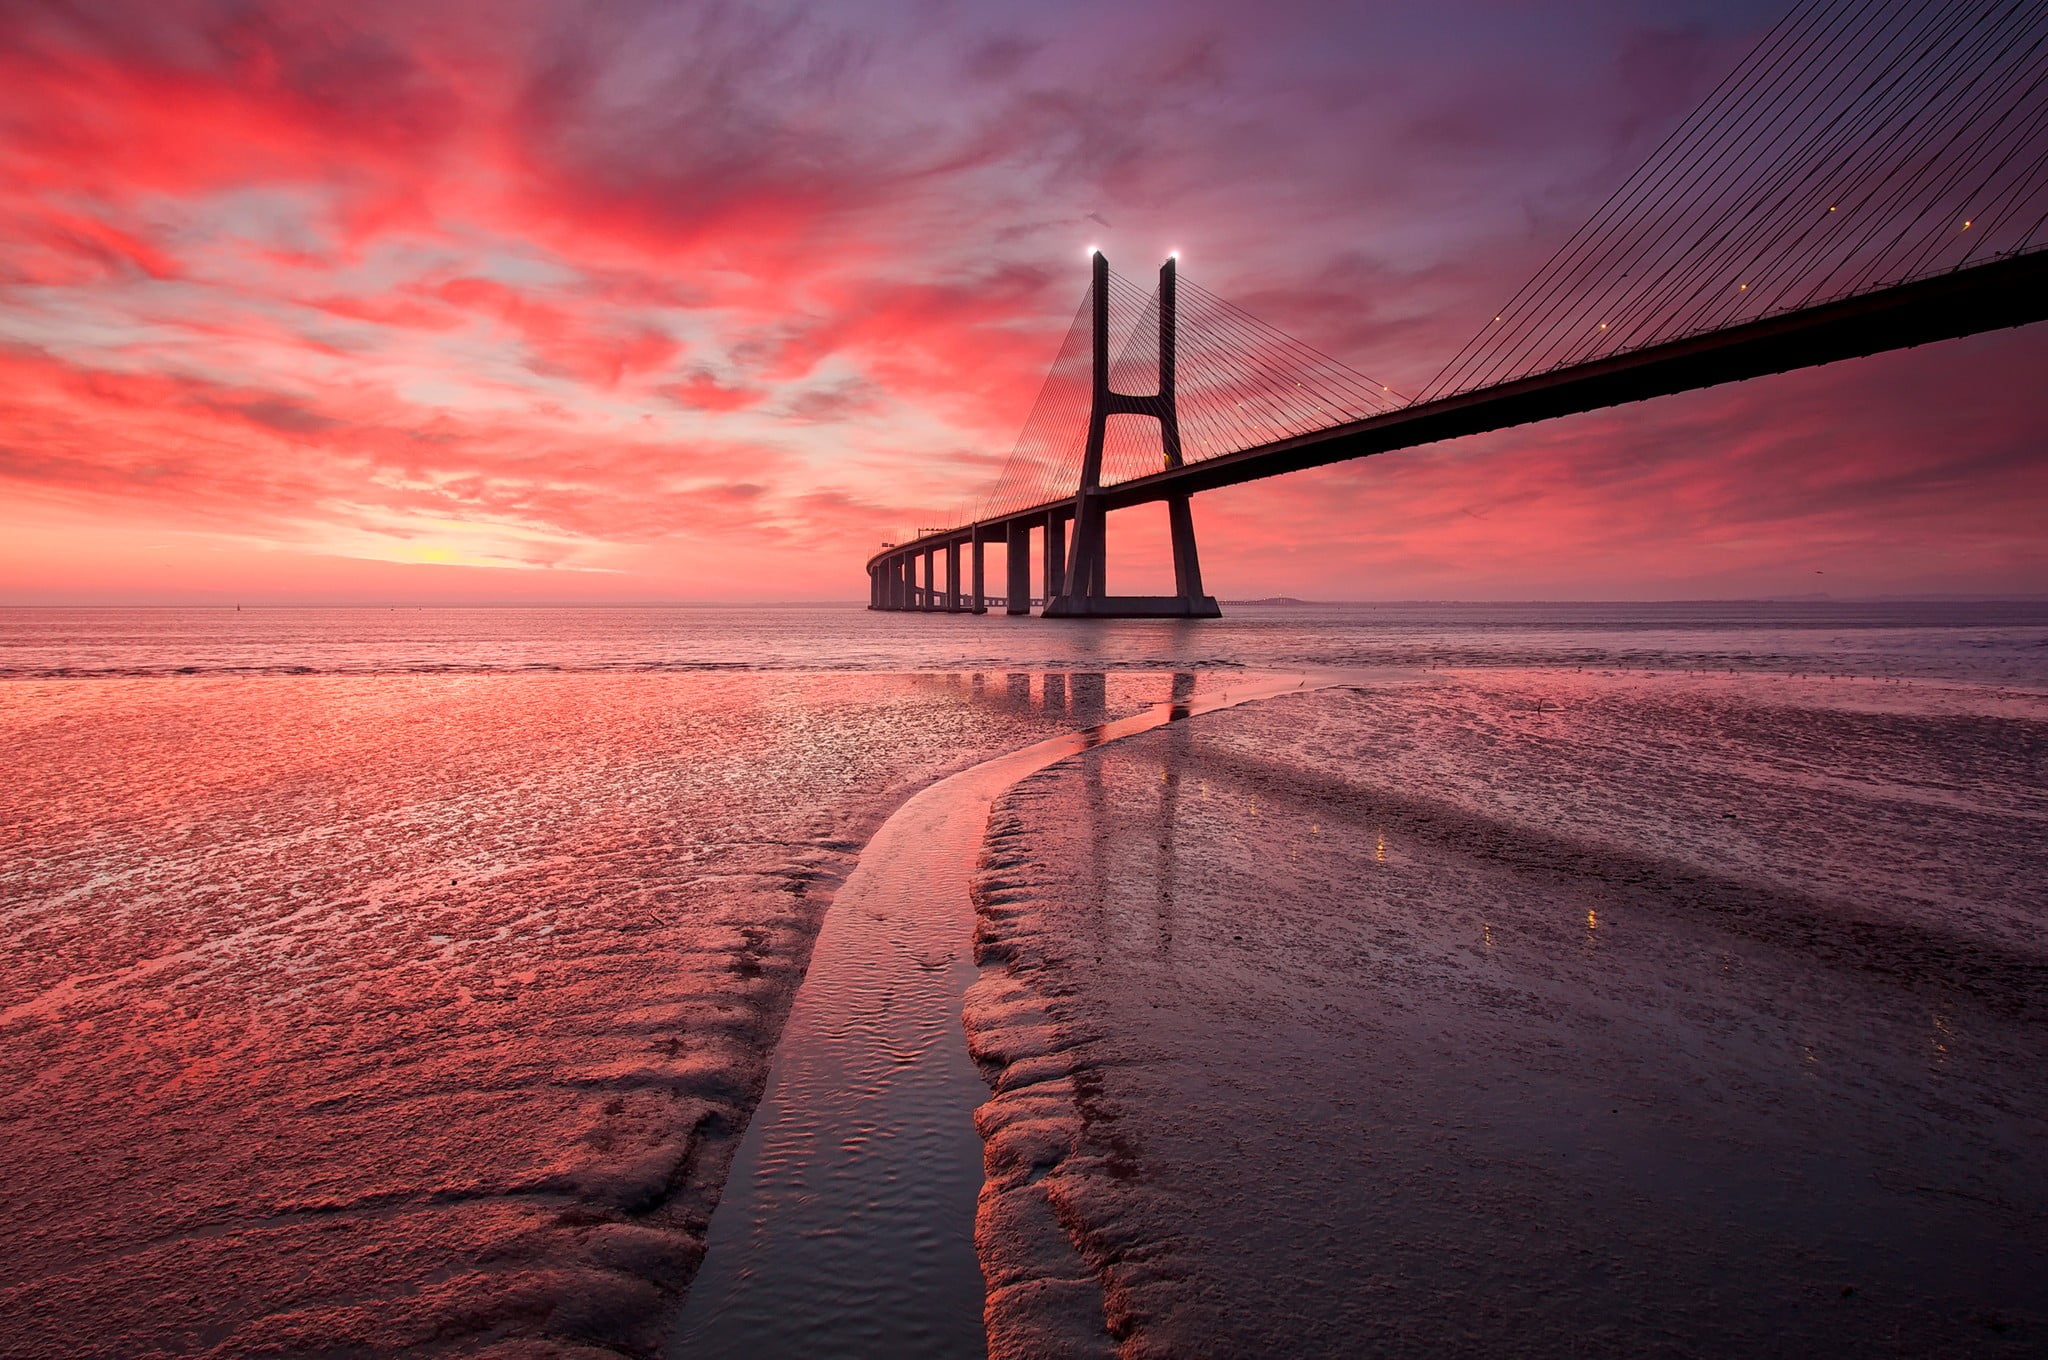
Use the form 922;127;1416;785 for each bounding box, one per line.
2;602;2043;1358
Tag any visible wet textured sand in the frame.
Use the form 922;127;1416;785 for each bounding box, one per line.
968;671;2048;1358
0;669;1171;1359
670;672;1309;1360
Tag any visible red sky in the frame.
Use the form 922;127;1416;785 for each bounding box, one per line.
2;0;2042;604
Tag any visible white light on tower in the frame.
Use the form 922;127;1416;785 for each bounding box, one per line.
1086;244;1100;258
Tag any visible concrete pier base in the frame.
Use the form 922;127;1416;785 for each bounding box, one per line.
1042;593;1222;618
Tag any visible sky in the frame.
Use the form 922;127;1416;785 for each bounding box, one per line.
1;0;2042;604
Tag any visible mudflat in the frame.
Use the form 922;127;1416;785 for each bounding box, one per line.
0;669;1177;1359
969;671;2048;1358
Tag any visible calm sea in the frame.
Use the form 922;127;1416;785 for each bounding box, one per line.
4;600;2046;685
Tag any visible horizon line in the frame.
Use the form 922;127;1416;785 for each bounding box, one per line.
6;594;2048;610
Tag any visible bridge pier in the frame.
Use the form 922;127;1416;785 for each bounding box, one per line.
945;540;963;612
970;529;988;614
1005;521;1031;615
1167;493;1208;601
1043;510;1067;603
1044;252;1220;620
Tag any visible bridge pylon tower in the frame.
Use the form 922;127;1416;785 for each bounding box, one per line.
1043;252;1221;619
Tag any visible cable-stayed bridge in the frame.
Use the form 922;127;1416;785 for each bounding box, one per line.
868;0;2048;617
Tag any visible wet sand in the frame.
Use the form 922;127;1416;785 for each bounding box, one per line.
0;669;1180;1359
671;671;1314;1359
968;670;2048;1357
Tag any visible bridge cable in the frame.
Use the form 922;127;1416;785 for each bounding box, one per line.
1419;0;2047;402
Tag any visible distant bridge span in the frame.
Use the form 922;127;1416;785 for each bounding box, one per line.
867;249;2047;616
867;0;2048;617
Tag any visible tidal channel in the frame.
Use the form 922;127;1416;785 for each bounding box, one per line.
667;670;1318;1358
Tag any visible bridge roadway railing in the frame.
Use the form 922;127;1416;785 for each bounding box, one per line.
868;247;2048;613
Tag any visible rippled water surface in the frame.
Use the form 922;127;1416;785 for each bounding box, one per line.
0;659;1188;1358
3;603;2044;1359
5;600;2046;683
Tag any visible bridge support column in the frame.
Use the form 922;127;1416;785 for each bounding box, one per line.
1044;510;1067;603
893;555;909;610
1005;520;1031;615
970;528;988;614
1062;495;1106;600
1045;252;1220;619
1167;494;1207;601
945;540;962;612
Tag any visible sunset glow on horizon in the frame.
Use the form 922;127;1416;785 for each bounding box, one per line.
3;0;2043;606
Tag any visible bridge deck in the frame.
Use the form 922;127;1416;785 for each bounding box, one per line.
869;249;2048;573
